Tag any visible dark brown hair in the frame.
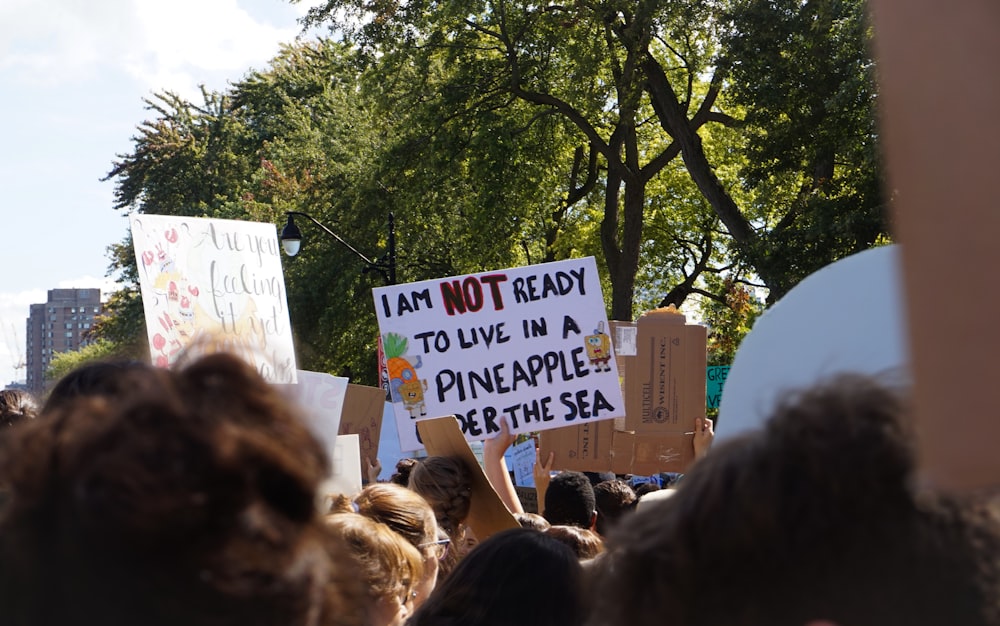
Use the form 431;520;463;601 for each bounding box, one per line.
0;352;359;626
588;374;1000;626
544;525;604;560
409;528;584;626
0;389;38;428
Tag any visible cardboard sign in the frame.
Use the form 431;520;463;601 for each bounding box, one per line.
283;370;349;468
716;246;907;442
321;434;363;499
514;486;539;514
624;307;707;434
416;416;519;541
612;431;693;476
373;257;625;450
706;366;730;409
538;419;615;473
129;214;296;383
338;384;387;479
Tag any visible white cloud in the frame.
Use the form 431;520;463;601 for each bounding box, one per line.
0;0;309;97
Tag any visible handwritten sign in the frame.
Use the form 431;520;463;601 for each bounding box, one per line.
506;437;538;487
283;370;350;464
706;366;730;409
373;257;624;450
130;214;296;383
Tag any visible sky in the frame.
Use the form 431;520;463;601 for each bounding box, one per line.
0;0;327;386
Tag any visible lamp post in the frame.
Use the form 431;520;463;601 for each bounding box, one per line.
279;211;397;285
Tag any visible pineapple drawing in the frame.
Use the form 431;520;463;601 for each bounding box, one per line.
383;332;426;417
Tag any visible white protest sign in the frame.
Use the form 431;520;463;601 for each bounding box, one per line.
506;437;538;487
321;433;363;499
283;370;350;465
130;214;297;383
373;257;624;450
716;245;908;442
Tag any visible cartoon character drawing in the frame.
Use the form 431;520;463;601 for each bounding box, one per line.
383;332;426;403
398;378;428;418
585;321;613;372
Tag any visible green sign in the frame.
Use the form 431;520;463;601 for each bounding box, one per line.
707;366;730;409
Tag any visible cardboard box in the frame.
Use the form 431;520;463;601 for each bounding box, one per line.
609;431;692;475
625;307;707;434
338;384;386;479
538;419;615;473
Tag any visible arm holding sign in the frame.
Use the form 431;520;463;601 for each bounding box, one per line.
482;418;525;515
693;417;715;461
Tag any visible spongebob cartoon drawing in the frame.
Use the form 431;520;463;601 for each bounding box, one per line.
585;321;613;372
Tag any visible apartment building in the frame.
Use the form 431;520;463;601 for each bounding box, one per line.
25;288;102;394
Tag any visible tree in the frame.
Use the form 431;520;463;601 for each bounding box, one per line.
46;339;119;384
719;0;886;296
298;0;886;313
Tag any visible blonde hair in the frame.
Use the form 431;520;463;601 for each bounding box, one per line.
330;483;437;549
325;513;424;604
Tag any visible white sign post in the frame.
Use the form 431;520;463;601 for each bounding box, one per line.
130;214;297;383
373;257;624;450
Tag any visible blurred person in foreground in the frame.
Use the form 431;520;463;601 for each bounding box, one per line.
589;374;1000;626
0;352;363;626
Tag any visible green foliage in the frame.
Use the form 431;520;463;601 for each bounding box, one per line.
699;277;764;366
45;339;120;384
96;1;887;379
720;0;887;297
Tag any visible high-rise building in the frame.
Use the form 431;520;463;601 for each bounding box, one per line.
25;288;102;394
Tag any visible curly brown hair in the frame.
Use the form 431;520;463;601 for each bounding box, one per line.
588;374;1000;626
0;352;362;626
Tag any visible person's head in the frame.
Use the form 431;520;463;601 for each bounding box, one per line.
593;479;637;536
42;358;152;412
332;482;442;607
588;374;1000;626
516;512;551;531
0;352;355;626
544;471;596;530
0;389;38;428
544;525;604;560
407;456;472;538
408;455;474;578
390;458;420;487
324;513;423;626
409;527;584;626
633;482;661;498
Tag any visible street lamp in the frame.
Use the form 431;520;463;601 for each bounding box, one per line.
279;211;397;285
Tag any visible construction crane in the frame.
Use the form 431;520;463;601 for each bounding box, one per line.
3;322;26;380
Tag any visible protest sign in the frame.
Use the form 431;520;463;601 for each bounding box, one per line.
321;434;363;499
338;384;386;479
505;437;538;487
706;366;730;409
416;416;519;541
373;257;625;450
129;214;296;383
716;246;907;443
283;370;350;467
514;486;539;514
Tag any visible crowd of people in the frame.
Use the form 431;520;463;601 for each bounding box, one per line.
1;353;999;626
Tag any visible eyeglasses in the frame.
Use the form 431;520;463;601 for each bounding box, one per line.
418;537;451;562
